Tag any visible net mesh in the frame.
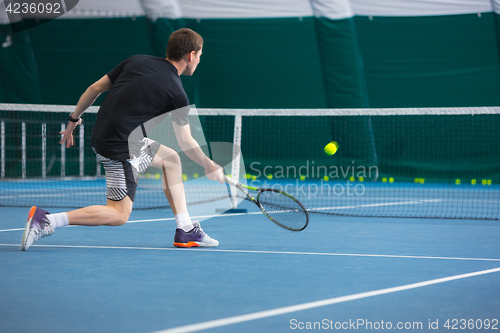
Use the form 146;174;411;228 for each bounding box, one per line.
1;104;499;220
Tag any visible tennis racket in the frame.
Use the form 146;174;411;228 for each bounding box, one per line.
224;176;309;231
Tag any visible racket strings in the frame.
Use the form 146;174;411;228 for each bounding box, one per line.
257;190;308;231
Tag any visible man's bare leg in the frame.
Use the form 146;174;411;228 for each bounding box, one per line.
21;194;133;250
148;144;218;247
149;145;188;215
67;197;133;226
63;145;181;227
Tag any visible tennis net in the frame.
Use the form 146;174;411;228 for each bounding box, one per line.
1;103;499;220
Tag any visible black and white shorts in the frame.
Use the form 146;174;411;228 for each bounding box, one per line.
94;138;160;202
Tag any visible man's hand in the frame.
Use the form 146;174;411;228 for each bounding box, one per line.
205;161;224;184
59;119;82;148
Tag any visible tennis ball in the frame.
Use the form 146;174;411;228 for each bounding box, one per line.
382;177;387;183
182;174;188;182
155;173;161;180
487;179;492;185
349;176;355;182
482;179;487;185
193;173;199;179
245;173;251;179
145;173;151;179
252;175;257;180
300;175;306;181
455;179;461;185
324;141;338;156
267;174;273;180
358;177;364;182
471;179;476;185
323;176;329;182
389;177;394;183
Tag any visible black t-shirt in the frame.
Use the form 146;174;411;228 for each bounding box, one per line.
91;55;189;160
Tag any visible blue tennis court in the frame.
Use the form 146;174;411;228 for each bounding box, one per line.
1;200;499;332
1;104;500;332
3;0;500;330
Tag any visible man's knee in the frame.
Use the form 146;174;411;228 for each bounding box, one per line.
154;145;181;168
106;197;132;226
108;210;130;226
162;151;181;166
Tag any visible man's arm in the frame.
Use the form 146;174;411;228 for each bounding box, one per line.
60;75;113;148
173;121;224;183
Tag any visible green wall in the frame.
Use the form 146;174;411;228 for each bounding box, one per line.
2;13;499;107
354;13;500;108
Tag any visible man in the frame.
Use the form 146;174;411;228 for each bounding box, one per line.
21;28;224;251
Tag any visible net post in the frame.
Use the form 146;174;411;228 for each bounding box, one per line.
217;109;247;214
61;123;65;177
1;121;4;178
230;110;242;209
22;122;26;178
79;124;84;176
42;123;46;178
367;116;379;181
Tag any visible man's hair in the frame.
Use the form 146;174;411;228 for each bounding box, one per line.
166;28;203;61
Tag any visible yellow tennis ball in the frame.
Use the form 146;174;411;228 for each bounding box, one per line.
358;177;364;182
245;173;251;179
487;179;492;185
382;177;387;183
155;173;161;180
182;174;188;182
323;175;329;182
389;177;394;183
455;179;461;185
193;173;199;179
349;176;355;182
145;173;151;179
300;175;306;181
252;175;257;180
482;179;487;185
324;141;338;155
471;179;476;185
267;174;273;180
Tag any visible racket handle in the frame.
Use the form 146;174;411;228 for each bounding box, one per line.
224;175;239;187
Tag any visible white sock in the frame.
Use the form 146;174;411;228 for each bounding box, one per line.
175;213;194;232
47;212;69;229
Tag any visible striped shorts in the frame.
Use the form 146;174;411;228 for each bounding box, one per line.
94;138;160;202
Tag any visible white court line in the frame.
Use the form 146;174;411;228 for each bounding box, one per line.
0;228;24;232
0;243;499;262
0;198;446;232
309;199;443;211
125;211;262;224
153;267;500;333
0;211;261;232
